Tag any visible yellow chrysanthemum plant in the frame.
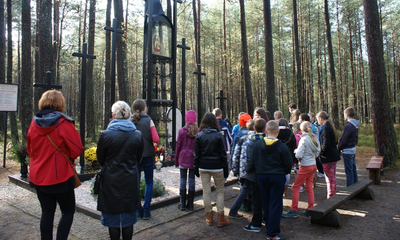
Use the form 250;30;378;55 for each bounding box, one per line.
84;147;97;167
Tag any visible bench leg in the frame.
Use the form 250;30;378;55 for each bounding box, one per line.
310;209;342;228
354;186;375;200
369;169;381;185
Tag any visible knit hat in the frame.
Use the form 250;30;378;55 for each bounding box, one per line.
239;113;252;127
185;110;197;124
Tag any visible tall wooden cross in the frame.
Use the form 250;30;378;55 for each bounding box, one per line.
33;71;62;90
177;38;190;125
104;18;124;105
72;42;96;174
216;89;227;117
193;64;206;124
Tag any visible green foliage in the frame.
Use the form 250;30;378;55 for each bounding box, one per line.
349;123;400;149
140;177;166;200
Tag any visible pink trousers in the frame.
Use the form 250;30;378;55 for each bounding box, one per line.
290;165;316;211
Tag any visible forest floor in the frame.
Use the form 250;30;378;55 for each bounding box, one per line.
0;147;400;239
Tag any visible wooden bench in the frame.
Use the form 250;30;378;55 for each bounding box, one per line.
309;179;374;228
366;156;384;185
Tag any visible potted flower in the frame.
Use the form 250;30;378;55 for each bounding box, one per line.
84;147;99;170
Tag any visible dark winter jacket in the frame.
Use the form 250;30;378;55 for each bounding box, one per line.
175;125;198;168
338;119;359;151
319;122;340;163
96;119;143;214
245;133;267;182
277;128;297;163
248;137;293;176
194;128;227;170
134;113;156;158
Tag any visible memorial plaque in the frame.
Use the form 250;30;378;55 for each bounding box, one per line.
0;84;18;112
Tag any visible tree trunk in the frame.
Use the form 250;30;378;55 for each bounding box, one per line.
347;10;356;108
114;0;128;101
263;0;276;112
86;0;96;141
34;0;40;113
53;0;60;84
293;0;304;111
336;0;344;126
21;0;32;163
0;0;5;131
363;0;399;166
239;0;254;114
38;0;53;86
192;0;199;64
103;0;111;129
324;0;339;127
7;0;19;148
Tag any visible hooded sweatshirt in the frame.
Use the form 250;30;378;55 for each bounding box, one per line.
248;137;293;175
295;133;320;166
27;109;83;187
338;118;359;155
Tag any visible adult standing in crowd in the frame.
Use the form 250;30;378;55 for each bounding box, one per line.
317;111;340;198
27;90;83;240
97;101;143;240
131;99;160;220
194;112;230;228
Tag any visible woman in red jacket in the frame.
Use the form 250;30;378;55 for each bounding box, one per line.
27;90;83;240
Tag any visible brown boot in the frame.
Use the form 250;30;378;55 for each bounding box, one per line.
206;211;213;226
217;212;230;228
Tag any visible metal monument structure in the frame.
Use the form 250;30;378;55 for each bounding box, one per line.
142;0;181;150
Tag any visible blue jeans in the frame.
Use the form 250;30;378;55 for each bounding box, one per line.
138;156;154;210
343;153;358;187
229;178;252;215
251;181;263;227
180;168;195;191
257;174;285;238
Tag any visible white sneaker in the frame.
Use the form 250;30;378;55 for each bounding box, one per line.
299;186;304;192
317;173;325;178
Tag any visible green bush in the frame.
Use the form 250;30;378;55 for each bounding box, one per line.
140;177;166;199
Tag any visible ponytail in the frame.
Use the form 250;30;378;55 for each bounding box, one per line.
187;123;198;137
316;111;338;143
300;121;319;147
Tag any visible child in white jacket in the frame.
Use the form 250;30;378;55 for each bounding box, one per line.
282;121;320;218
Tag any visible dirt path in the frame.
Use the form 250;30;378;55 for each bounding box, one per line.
1;150;400;239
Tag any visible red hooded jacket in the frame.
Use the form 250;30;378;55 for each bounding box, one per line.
27;111;83;186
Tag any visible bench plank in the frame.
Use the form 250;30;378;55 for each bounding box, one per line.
309;179;373;220
366;156;384;185
366;156;383;169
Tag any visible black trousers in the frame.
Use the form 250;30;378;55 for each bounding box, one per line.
36;188;75;240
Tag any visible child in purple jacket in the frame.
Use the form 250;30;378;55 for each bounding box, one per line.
175;110;199;211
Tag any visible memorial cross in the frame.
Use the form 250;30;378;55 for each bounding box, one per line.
177;38;190;125
216;89;227;118
72;42;96;174
33;71;62;90
104;18;124;105
193;64;206;124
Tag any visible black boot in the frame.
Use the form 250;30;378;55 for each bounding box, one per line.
178;189;186;211
186;190;195;211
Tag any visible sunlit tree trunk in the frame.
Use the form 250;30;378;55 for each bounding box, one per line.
363;0;398;166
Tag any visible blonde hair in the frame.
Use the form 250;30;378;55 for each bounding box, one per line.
300;121;319;147
38;90;66;112
274;111;283;120
112;101;131;119
187;123;198;137
317;111;338;142
291;109;301;124
292;122;300;134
